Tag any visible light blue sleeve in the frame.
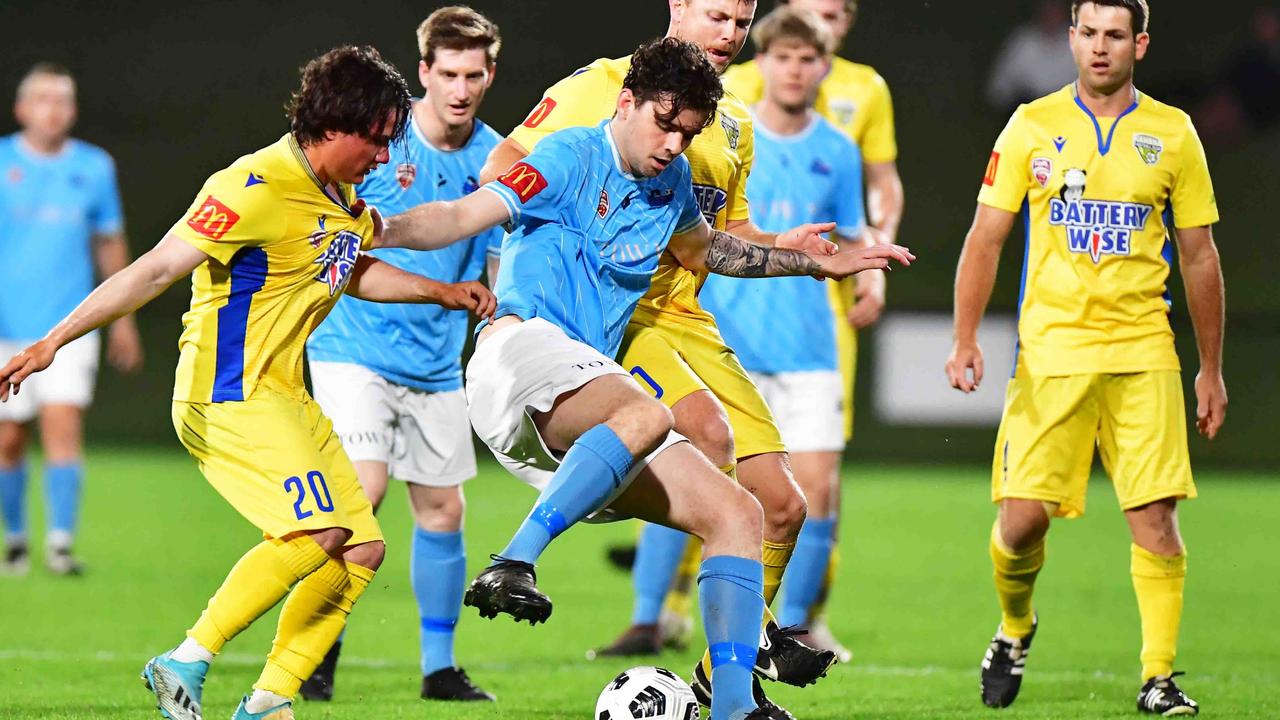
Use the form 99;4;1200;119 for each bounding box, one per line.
481;134;577;224
89;152;124;235
484;227;504;257
833;138;866;238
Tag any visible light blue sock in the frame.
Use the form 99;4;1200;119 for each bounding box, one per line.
499;424;634;565
631;522;689;624
44;462;83;539
779;516;836;628
0;463;28;539
698;555;764;720
413;527;465;675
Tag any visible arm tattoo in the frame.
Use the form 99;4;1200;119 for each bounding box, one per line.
704;230;821;278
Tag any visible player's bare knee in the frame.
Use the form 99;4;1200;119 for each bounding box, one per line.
307;527;352;556
609;396;673;456
1126;498;1184;555
411;487;465;533
710;483;764;545
763;480;807;542
344;539;386;571
999;499;1051;550
682;414;735;469
0;423;26;467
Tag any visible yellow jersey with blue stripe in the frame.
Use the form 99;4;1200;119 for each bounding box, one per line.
978;85;1218;376
508;55;753;325
723;55;897;163
170;134;374;403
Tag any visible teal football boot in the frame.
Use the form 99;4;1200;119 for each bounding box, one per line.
141;650;209;720
230;695;294;719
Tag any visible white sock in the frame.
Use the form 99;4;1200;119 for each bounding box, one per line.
46;529;73;551
170;637;214;664
245;689;290;713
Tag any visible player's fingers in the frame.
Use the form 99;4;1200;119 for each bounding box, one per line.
805;222;837;234
972;355;985;388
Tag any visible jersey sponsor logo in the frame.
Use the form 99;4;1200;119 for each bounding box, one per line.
498;162;548;203
396;162;416;189
597;189;609;218
828;98;856;127
314;229;362;295
983;151;1000;186
691;184;728;224
522;97;557;129
1032;157;1052;188
720;112;741;151
1133;133;1163;165
186;195;241;240
1048;168;1153;264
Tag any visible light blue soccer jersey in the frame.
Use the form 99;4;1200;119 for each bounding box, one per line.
307;111;503;392
484;120;702;357
0;134;123;340
701;114;865;373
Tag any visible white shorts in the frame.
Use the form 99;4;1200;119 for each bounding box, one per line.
749;370;846;453
0;334;100;423
309;361;477;487
465;318;687;522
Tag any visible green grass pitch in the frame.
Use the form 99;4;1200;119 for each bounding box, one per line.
1;447;1277;718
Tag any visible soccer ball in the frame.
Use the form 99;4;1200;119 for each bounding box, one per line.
595;665;699;720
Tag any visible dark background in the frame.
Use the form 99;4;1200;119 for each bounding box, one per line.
2;0;1276;466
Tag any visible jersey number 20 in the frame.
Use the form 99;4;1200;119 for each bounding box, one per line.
285;470;335;520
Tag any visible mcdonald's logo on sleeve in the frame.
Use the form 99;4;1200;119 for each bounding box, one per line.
983;152;1000;187
498;162;549;203
186;195;241;240
522;97;557;129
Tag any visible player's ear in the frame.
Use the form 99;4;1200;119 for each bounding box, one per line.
1134;32;1149;61
485;63;497;90
616;88;636;120
418;60;430;89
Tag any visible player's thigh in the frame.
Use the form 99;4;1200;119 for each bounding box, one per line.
170;393;381;545
618;322;709;411
535;373;670;455
391;387;477;488
308;361;396;465
1098;371;1195;510
669;390;734;469
607;441;762;559
753;371;844;456
829;279;858;441
992;370;1100;518
677;322;785;459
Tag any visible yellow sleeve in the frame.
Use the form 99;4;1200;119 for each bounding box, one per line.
858;73;898;164
1170;117;1219;229
721;61;764;106
976;108;1032;213
508;61;618;153
724;112;755;224
169;168;286;265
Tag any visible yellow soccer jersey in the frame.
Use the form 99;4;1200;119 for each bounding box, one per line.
170;134;374;403
723;55;897;163
978;85;1219;376
508;55;754;324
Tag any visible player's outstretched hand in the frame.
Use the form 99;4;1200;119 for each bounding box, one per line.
814;243;913;280
776;222;838;256
0;339;57;402
945;340;984;393
1194;370;1227;439
435;281;497;319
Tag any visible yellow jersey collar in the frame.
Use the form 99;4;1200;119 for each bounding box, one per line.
286;133;359;217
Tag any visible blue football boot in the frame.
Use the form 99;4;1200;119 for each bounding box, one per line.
141;650;209;720
230;695;294;719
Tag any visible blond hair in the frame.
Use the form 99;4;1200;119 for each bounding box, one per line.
753;5;836;55
416;6;501;65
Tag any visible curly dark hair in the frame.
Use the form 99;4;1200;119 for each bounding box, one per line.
287;45;412;147
623;37;723;128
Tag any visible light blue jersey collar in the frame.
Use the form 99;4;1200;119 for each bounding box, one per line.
750;109;821;144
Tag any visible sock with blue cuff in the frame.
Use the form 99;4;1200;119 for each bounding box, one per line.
699;555;764;720
779;516;836;628
0;463;28;542
45;462;82;545
413;527;466;675
632;522;690;625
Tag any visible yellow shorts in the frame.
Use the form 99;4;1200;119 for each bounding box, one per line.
171;390;383;545
830;278;857;442
619;313;785;459
992;368;1195;518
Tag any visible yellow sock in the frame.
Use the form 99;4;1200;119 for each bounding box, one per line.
989;520;1044;639
1131;543;1186;681
189;534;330;654
762;540;795;607
255;560;375;697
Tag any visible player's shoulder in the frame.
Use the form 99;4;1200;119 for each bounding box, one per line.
200;137;289;203
718;87;752;121
721;58;762;88
811;115;861;158
65;138;116;169
558;55;630;87
531;123;605;165
1134;90;1196;132
470;119;504;150
828;56;889;92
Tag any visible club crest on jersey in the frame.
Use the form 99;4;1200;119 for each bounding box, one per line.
1032;157;1052;188
691;183;728;224
1133;133;1163;165
314;229;362;295
720;112;740;151
597;189;609;218
396;163;416;189
1048;167;1153;264
828;99;856;127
